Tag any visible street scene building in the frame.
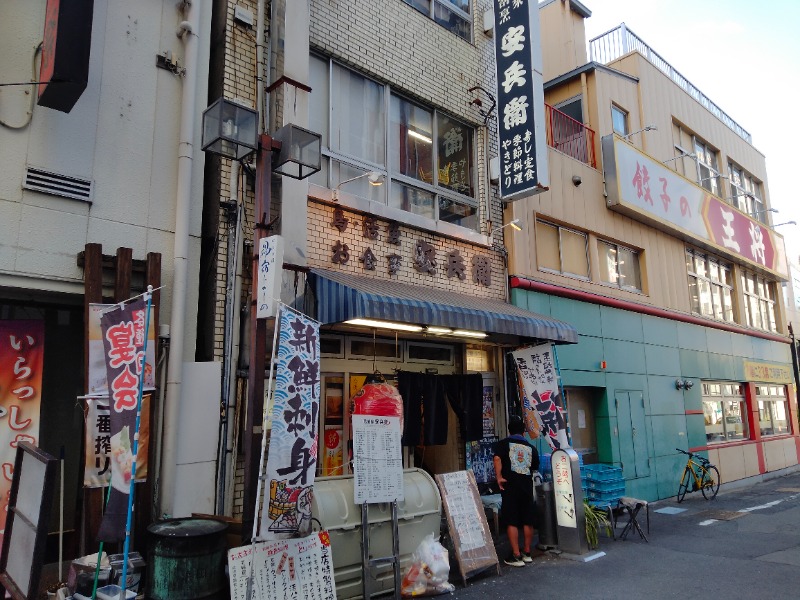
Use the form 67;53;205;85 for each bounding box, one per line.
0;0;798;597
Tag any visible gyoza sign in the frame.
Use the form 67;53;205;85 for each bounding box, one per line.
492;0;549;200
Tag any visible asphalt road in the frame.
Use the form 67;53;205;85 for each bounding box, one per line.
450;468;800;600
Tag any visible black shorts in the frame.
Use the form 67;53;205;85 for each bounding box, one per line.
500;487;539;528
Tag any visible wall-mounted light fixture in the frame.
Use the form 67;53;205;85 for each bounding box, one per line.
698;174;728;184
752;207;778;217
675;378;694;390
772;221;797;229
489;218;522;243
662;151;696;164
622;124;657;141
332;170;385;201
572;175;582;187
344;318;423;333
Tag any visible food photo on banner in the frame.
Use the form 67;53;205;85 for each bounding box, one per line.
511;343;569;449
0;320;44;548
96;297;153;542
260;308;321;540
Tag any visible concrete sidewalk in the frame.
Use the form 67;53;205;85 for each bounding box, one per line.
449;468;800;600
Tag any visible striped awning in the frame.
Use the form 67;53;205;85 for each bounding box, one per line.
308;268;578;344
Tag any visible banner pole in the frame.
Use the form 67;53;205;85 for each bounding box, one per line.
245;304;283;599
120;285;153;597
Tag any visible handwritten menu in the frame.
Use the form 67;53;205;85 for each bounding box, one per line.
441;471;484;551
228;532;336;600
552;450;577;528
352;415;404;504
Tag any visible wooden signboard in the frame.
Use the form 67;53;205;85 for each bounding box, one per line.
0;443;58;599
435;471;500;586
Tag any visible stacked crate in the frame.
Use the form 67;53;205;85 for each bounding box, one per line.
582;464;625;506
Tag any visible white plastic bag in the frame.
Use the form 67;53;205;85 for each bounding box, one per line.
401;533;455;597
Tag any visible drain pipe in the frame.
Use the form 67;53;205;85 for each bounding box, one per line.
161;2;201;518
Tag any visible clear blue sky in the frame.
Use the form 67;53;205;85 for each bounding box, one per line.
582;0;800;263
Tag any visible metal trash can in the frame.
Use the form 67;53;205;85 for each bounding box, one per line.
536;482;558;549
146;517;228;599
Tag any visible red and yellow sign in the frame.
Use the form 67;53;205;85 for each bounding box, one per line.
0;321;45;544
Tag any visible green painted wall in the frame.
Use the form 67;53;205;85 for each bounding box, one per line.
517;289;793;502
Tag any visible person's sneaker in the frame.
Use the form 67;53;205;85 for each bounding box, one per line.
520;551;533;564
504;554;525;567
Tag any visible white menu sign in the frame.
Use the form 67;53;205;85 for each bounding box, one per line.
552;449;577;528
257;235;284;318
441;471;484;552
352;415;404;504
228;532;336;600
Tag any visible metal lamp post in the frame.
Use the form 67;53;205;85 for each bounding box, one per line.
201;98;320;542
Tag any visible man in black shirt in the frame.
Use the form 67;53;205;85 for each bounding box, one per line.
493;416;539;567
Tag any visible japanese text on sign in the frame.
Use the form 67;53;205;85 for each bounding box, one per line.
352;415;404;504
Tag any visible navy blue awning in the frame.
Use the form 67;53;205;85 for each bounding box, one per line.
308;268;578;344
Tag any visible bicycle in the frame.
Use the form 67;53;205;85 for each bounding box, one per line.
676;448;720;502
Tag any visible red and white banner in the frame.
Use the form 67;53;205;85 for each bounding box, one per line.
0;321;45;545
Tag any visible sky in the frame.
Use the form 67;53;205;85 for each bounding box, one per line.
580;0;800;264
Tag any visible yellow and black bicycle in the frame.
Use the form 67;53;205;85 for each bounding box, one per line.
676;448;720;502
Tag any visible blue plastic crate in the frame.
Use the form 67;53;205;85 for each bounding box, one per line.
581;463;623;481
586;477;625;491
587;486;625;501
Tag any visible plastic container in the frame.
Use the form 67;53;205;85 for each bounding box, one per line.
95;585;135;600
587;486;625;502
108;552;146;593
586;477;626;491
581;463;623;481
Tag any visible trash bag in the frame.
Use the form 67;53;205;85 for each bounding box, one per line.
400;533;455;597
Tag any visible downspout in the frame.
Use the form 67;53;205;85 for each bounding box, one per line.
161;3;201;518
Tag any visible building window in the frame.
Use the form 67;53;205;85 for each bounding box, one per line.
402;0;471;42
611;105;628;136
728;162;765;221
597;239;641;291
310;55;478;231
702;383;748;444
535;220;589;279
741;270;777;332
756;385;790;436
693;138;722;197
686;249;734;322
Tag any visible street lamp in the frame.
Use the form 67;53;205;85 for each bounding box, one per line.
201;97;322;543
489;218;522;244
622;124;657;141
332;170;385;201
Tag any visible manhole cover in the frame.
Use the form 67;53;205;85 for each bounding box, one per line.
694;510;745;521
654;507;686;515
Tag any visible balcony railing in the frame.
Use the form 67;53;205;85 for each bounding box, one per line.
589;24;752;144
545;103;597;168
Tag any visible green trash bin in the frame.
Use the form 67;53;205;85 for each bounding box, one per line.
146;518;228;599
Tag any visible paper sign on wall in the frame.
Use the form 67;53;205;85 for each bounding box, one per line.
352;415;404;504
257;235;284;319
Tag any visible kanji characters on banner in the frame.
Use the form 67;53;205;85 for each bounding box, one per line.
260;308;320;539
0;320;44;547
511;343;570;449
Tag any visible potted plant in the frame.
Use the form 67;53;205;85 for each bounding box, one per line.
584;500;612;549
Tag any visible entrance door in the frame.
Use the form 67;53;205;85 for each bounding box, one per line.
615;391;650;479
565;387;598;464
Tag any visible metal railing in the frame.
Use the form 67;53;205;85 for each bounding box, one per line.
589;24;752;144
545;103;597;168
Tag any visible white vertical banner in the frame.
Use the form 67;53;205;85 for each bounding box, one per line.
260;309;320;539
257;235;284;319
511;343;569;449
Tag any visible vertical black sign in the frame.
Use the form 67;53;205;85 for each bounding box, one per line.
492;0;542;199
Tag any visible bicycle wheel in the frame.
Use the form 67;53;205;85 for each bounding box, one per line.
677;468;691;503
701;465;720;500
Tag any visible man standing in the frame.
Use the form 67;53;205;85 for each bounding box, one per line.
493;416;539;567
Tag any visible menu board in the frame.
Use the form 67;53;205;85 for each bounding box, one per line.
228;532;336;600
352;415;404;504
435;471;499;586
552;449;577;528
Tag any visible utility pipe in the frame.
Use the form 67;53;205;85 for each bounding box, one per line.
161;1;200;518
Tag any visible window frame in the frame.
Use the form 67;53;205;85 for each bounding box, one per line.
685;248;734;323
597;238;642;292
611;104;628;136
693;137;722;197
402;0;472;42
741;270;777;332
755;385;791;437
310;55;480;231
702;382;749;444
535;219;590;281
728;161;765;221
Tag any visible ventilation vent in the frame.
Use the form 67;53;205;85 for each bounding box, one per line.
24;167;92;203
